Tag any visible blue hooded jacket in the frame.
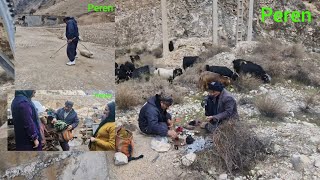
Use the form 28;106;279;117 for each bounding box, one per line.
65;17;79;40
138;95;172;137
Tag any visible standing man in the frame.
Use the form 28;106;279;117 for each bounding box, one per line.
201;82;239;133
63;17;79;66
54;100;79;151
11;90;42;151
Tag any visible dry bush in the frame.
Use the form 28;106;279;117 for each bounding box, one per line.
116;83;140;110
238;96;254;105
174;62;206;89
199;45;231;60
0;72;13;83
0;97;6;127
281;44;305;59
140;54;155;67
255;95;286;119
152;44;163;58
131;47;143;55
191;121;267;174
116;76;186;110
299;93;318;113
315;2;320;11
233;74;262;93
253;39;283;56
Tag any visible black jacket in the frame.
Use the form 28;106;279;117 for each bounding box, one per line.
138;95;172;136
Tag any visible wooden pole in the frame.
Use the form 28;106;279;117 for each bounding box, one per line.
161;0;169;58
212;0;218;45
247;0;254;41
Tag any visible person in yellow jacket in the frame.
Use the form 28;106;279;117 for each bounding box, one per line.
89;101;116;151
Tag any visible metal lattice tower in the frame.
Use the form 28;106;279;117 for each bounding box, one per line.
236;0;245;44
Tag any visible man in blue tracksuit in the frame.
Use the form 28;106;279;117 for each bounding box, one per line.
63;17;79;66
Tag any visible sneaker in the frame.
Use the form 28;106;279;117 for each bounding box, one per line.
66;61;75;66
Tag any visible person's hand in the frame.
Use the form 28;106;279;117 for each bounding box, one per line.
52;119;57;124
90;137;96;142
67;39;73;43
167;119;174;128
200;122;208;129
167;130;178;139
33;139;39;148
67;125;73;130
206;116;213;121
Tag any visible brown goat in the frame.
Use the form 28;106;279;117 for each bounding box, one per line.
198;71;231;91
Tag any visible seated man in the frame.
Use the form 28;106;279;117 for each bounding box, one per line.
138;93;177;139
202;81;239;133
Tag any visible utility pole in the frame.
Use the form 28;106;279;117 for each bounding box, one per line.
161;0;169;58
247;0;254;41
236;0;244;44
212;0;218;45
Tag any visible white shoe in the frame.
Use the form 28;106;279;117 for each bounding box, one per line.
66;61;75;66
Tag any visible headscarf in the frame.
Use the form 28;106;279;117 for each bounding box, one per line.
14;90;42;142
89;101;115;149
15;90;34;99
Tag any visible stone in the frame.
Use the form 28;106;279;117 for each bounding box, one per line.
80;49;93;58
314;159;320;168
114;152;128;165
249;170;256;176
273;144;281;152
151;137;171;152
291;154;311;171
218;174;228;180
181;153;196;167
317;145;320;153
289;111;294;117
259;87;268;94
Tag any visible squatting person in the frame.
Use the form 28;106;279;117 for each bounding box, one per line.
54;100;79;151
138;93;178;139
201;81;239;133
63;17;79;66
11;90;42;151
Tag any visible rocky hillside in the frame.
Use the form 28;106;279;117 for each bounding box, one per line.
116;0;320;52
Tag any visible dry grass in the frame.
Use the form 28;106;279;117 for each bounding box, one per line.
255;95;286;120
233;74;262;93
191;121;267;174
199;45;231;60
281;44;305;59
238;96;254;105
0;72;14;84
116;76;186;110
299;93;319;113
151;44;163;58
0;94;7;127
174;62;206;89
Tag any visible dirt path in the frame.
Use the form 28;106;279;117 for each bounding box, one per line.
14;25;115;90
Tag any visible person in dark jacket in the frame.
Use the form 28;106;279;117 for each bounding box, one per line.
53;100;79;151
138;94;177;139
202;81;239;133
63;17;79;66
11;90;42;151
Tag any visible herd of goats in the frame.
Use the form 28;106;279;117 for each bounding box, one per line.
115;53;272;90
